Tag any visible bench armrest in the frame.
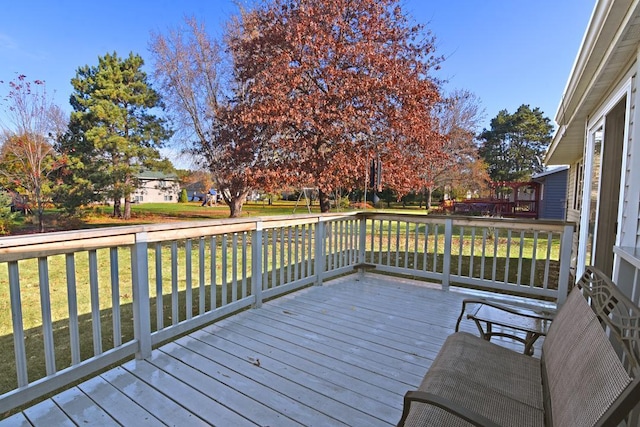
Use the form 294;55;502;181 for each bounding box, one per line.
397;391;501;427
455;298;554;332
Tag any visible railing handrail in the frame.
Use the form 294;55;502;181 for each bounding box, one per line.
0;211;571;247
0;212;360;262
357;211;574;232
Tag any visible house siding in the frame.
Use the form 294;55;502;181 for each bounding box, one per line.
133;178;180;203
538;171;568;220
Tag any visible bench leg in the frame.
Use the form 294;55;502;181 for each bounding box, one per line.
473;320;541;356
523;332;542;356
472;319;492;342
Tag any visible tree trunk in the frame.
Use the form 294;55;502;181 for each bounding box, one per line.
36;188;44;233
113;198;122;218
223;187;250;218
425;187;432;212
123;197;132;220
227;194;248;218
318;189;331;213
228;197;243;218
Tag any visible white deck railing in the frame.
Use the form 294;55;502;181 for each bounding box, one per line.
0;211;574;413
359;214;574;302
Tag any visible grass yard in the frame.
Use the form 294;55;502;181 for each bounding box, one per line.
10;200;333;235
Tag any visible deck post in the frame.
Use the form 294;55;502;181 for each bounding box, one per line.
442;218;453;290
251;222;264;308
358;216;367;277
131;232;152;359
8;261;28;388
556;224;575;306
315;220;326;286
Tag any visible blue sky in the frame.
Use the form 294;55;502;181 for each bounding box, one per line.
1;0;594;163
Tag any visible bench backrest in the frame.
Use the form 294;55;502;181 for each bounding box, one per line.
541;266;640;427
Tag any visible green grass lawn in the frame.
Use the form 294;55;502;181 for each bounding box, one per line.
124;200;326;219
9;200;333;235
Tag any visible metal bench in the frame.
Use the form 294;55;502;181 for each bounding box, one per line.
397;266;640;427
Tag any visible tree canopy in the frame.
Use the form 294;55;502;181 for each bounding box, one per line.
150;18;270;218
422;89;489;208
228;0;445;211
478;105;552;182
0;75;67;232
60;52;172;219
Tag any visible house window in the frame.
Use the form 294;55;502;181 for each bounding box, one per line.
573;160;583;210
164;195;173;201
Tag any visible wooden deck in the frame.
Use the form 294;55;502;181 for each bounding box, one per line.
0;273;541;426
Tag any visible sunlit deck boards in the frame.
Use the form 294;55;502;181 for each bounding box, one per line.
1;274;539;426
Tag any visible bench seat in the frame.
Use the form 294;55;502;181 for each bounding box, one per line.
398;267;640;427
404;332;544;427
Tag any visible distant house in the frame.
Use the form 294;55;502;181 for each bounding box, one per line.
532;166;569;220
185;181;207;202
131;171;180;203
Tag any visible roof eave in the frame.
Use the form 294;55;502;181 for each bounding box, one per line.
547;0;640;165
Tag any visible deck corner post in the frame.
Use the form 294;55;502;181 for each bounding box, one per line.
315;220;326;286
358;216;367;276
443;218;453;290
556;224;575;306
131;232;152;359
251;223;264;309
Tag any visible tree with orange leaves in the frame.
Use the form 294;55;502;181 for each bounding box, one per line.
229;0;445;212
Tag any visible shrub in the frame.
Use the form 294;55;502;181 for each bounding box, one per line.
0;192;17;235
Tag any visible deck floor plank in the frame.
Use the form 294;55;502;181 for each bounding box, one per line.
0;413;30;427
258;299;445;359
22;399;75;427
51;387;119;426
174;331;384;426
220;315;425;388
0;273;544;426
101;366;210;427
164;336;352;426
75;375;162;426
122;359;256;427
205;319;413;397
150;343;306;427
188;327;399;425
